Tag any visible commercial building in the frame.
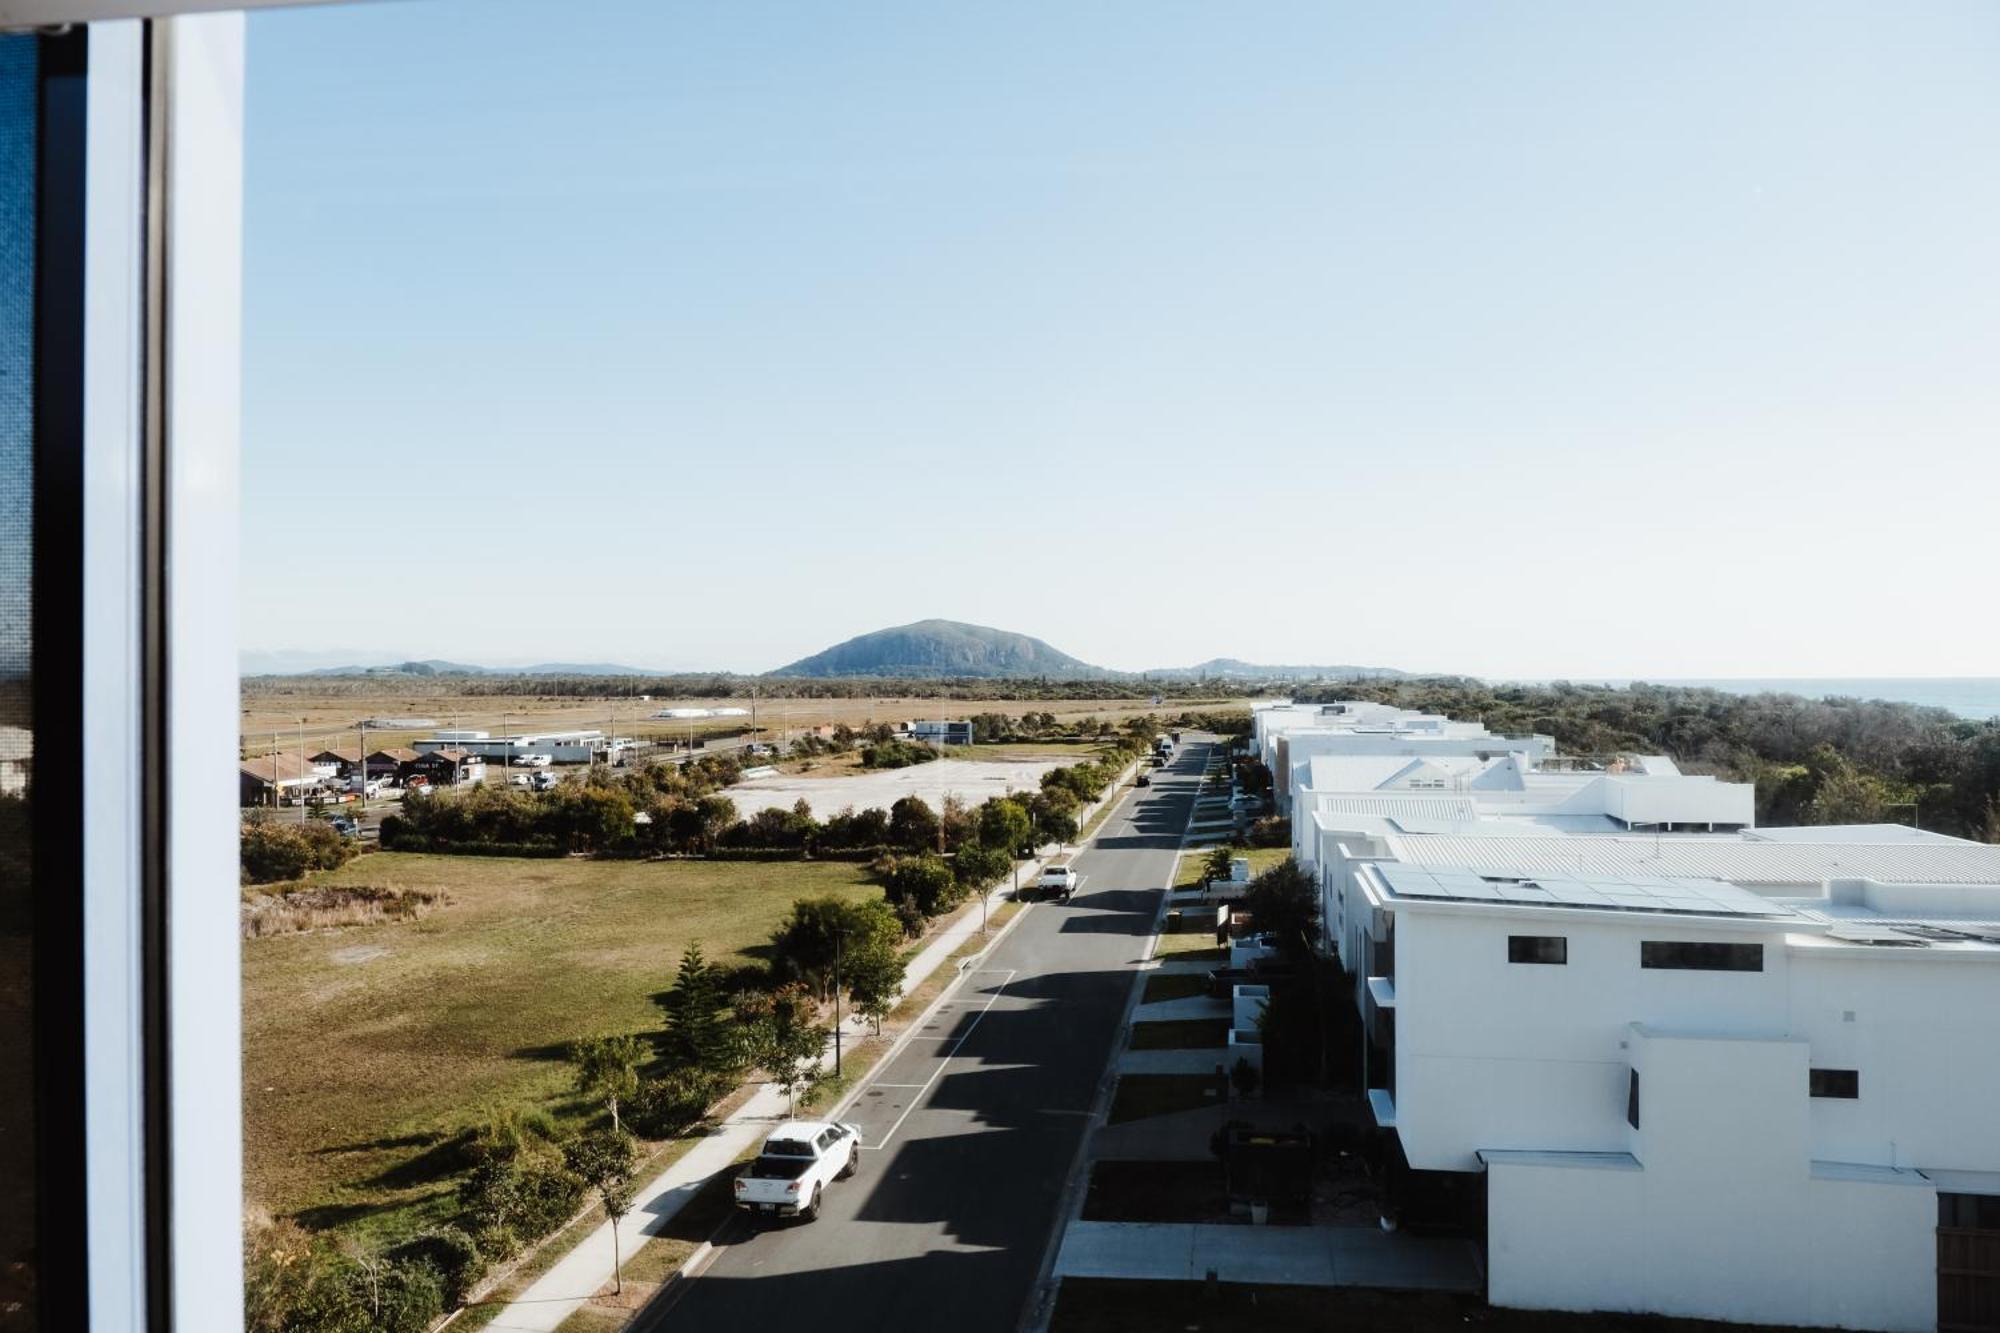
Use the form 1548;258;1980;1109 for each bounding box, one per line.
411;729;616;764
902;719;974;746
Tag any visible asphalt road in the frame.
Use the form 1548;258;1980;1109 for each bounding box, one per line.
633;740;1212;1333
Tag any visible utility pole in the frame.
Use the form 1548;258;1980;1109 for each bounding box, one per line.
833;930;844;1077
298;717;307;823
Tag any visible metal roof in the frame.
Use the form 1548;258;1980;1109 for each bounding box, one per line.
1386;834;2000;887
1376;862;1795;919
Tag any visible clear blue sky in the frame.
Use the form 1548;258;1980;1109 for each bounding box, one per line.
242;0;2000;678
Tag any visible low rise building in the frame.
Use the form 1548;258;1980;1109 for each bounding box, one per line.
1349;858;2000;1331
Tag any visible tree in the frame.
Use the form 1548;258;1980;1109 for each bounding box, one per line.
978;797;1032;857
739;983;827;1116
660;942;733;1079
880;853;958;921
564;1130;639;1295
888;795;940;852
1203;846;1236;886
569;1034;643;1135
1242;858;1320;960
770;896;898;1002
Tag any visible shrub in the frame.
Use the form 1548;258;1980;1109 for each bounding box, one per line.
240;817;357;885
951;844;1011;893
879;853;959;918
385;1226;483;1306
628;1068;725;1139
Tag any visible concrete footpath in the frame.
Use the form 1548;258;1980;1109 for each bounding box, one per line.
1053;1220;1482;1292
476;781;1139;1331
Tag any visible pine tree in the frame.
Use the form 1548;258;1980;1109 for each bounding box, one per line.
661;942;730;1078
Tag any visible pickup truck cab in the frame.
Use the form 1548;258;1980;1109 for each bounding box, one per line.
734;1120;860;1222
1037;860;1080;902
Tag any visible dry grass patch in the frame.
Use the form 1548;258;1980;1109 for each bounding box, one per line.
242;852;879;1238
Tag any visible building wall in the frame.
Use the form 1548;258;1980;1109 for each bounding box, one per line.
1486;1154;1934;1331
1392;910;1797;1170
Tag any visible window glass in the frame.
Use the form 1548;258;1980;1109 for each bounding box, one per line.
0;32;37;1331
1808;1068;1859;1099
1626;1069;1640;1130
1508;935;1567;965
1639;941;1764;972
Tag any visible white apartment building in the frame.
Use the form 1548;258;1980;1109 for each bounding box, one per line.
1346;857;2000;1330
1292;752;1757;879
1251;699;1556;810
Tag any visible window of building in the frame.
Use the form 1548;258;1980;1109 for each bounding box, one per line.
1809;1068;1859;1099
1639;941;1763;972
1626;1069;1640;1129
1508;935;1567;964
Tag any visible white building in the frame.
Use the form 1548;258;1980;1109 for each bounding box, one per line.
1345;855;2000;1331
1294;753;1758;876
412;729;611;764
1252;700;1555;811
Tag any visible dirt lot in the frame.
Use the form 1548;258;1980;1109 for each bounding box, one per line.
720;756;1068;819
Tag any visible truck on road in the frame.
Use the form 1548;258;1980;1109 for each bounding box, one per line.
733;1121;861;1223
1036;858;1080;903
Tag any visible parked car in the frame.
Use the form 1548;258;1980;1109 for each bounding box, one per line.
733;1121;860;1222
508;773;533;788
519;753;552;768
531;771;558;792
1135;773;1151;788
329;817;360;838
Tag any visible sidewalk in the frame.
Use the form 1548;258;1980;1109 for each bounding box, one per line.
474;781;1143;1330
1053;1220;1482;1292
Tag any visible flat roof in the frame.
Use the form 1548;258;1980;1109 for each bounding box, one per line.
1385;834;2000;887
1374;862;1797;920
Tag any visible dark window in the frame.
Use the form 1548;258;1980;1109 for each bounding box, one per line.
1941;1193;2000;1231
1640;941;1763;972
1626;1069;1640;1129
1809;1068;1859;1099
1508;935;1567;964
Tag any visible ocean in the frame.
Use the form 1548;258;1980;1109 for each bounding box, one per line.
1601;678;2000;722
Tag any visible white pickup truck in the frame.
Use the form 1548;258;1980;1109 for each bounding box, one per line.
733;1120;861;1222
1037;860;1082;903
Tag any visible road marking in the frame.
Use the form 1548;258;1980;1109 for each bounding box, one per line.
866;1082;929;1089
861;968;1015;1151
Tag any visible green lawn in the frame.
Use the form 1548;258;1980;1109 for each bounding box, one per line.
1141;972;1209;1005
242;851;880;1237
1128;1019;1229;1051
1172;846;1289;889
1107;1074;1225;1124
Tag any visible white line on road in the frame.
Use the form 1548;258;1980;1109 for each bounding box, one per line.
861;968;1015;1151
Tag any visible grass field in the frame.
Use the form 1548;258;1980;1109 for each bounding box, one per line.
242;851;881;1237
238;683;1246;761
1172;846;1289;889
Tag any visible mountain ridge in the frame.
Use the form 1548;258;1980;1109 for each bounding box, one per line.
768;619;1097;679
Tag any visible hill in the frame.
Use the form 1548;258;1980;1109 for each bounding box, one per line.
242;658;666;678
1148;657;1408;682
770;620;1099;679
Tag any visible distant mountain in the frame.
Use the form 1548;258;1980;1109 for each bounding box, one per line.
770;619;1099;679
1148;658;1408;682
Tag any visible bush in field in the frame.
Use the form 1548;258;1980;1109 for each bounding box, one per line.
458;1110;585;1244
770;896;903;1003
860;738;938;769
820;804;891;851
384;1226;483;1306
242;1216;445;1333
888;796;940;852
725;799;819;853
878;853;959;920
628;1067;727;1139
240;817;357;885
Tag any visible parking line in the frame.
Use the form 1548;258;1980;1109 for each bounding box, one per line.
861;968;1015;1151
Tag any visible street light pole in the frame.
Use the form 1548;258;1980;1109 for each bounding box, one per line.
833;931;844;1077
298;716;307;823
